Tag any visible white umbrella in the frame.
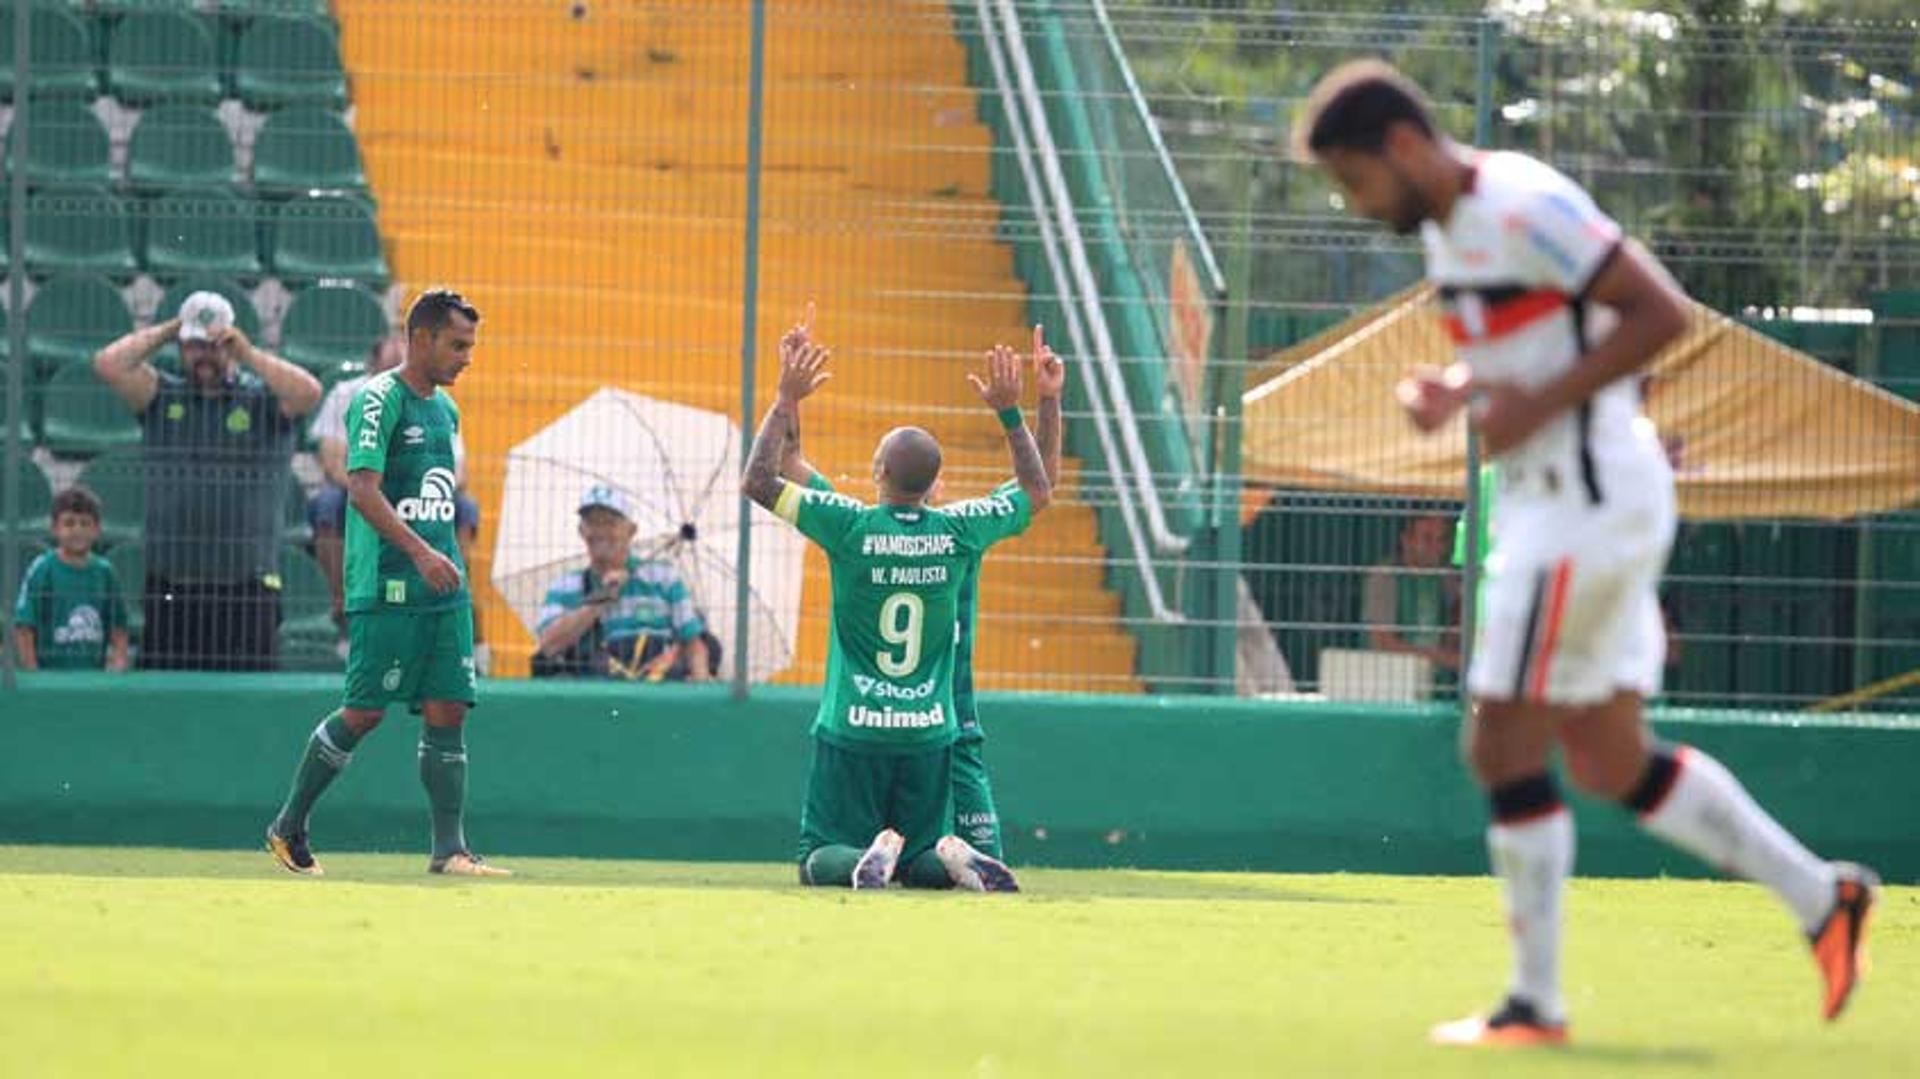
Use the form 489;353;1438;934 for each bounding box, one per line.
491;388;805;682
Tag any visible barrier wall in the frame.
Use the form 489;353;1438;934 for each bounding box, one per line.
3;674;1915;881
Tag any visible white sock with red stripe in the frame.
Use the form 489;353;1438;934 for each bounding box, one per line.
1631;745;1836;933
1488;775;1574;1022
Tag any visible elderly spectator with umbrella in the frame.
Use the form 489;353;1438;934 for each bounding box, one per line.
532;485;713;681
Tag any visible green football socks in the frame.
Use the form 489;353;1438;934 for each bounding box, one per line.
271;711;361;837
800;845;864;886
418;723;469;860
901;849;954;889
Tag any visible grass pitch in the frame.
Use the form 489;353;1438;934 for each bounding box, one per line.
0;846;1912;1078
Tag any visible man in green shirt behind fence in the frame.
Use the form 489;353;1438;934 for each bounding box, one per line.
741;308;1053;891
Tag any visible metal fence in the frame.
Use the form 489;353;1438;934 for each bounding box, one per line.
0;0;1914;714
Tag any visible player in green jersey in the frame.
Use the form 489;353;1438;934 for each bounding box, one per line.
266;289;508;878
742;309;1054;891
777;312;1066;861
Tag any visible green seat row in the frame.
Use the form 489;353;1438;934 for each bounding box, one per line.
1;5;345;110
3;186;386;284
10;102;367;196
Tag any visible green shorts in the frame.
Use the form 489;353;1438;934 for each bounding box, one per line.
952;736;1002;859
343;606;477;713
798;737;952;866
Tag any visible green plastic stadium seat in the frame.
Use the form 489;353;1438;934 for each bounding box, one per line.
104;540;145;639
269;195;388;285
126;105;236;192
0;5;99;100
6;101;112;187
233;16;347;111
141;189;264;280
25;274;134;376
253;108;368;196
76;448;146;548
280;284;387;377
107;11;223;106
26;186;138;278
155;275;261;340
276;542;334;641
214;0;332;19
40;362;140;458
6;455;54;527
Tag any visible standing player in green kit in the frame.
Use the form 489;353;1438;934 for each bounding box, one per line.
776;308;1064;861
266;289;507;878
742;310;1053;891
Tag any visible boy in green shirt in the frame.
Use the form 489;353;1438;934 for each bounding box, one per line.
741;309;1053;891
11;486;129;671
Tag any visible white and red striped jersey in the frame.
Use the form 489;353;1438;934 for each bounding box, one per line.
1421;150;1665;505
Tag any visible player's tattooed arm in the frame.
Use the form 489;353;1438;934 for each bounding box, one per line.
971;342;1053;513
742;403;797;511
744;310;832;510
1030;324;1066;488
776;303;828;486
779;402;823;488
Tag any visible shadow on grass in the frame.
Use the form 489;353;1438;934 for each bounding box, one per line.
1561;1043;1717;1068
0;846;1392;906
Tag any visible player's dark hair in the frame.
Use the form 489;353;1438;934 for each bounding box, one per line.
51;484;103;523
406;287;481;336
1295;59;1438;160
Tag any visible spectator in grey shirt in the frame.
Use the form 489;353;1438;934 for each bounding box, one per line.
92;292;322;670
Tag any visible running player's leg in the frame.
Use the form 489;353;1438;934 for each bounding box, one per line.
951;737;1004;860
266;612;407;874
797;738;892;887
416;606;502;875
1458;697;1573;1034
1433;550;1582;1045
1560;590;1873;1019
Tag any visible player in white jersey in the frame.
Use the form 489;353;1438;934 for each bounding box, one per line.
1296;60;1877;1047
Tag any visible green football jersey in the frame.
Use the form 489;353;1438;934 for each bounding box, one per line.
774;479;1031;752
343;371;468;614
12;551;127;669
808;473;1009;741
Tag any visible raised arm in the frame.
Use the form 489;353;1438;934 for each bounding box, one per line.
969;343;1052;513
743;306;832;511
775;304;827;486
779;404;824;488
91;318;175;415
1030;324;1066;488
219;326;323;420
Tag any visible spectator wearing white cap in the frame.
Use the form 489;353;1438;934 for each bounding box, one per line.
91;291;323;670
531;485;714;682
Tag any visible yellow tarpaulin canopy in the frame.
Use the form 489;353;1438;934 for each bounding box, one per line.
1241;285;1920;520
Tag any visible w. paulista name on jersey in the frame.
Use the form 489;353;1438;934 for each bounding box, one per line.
772;479;1032;752
1423;151;1668;507
342;371;469;613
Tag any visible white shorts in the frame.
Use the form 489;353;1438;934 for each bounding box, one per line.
1468;480;1676;707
